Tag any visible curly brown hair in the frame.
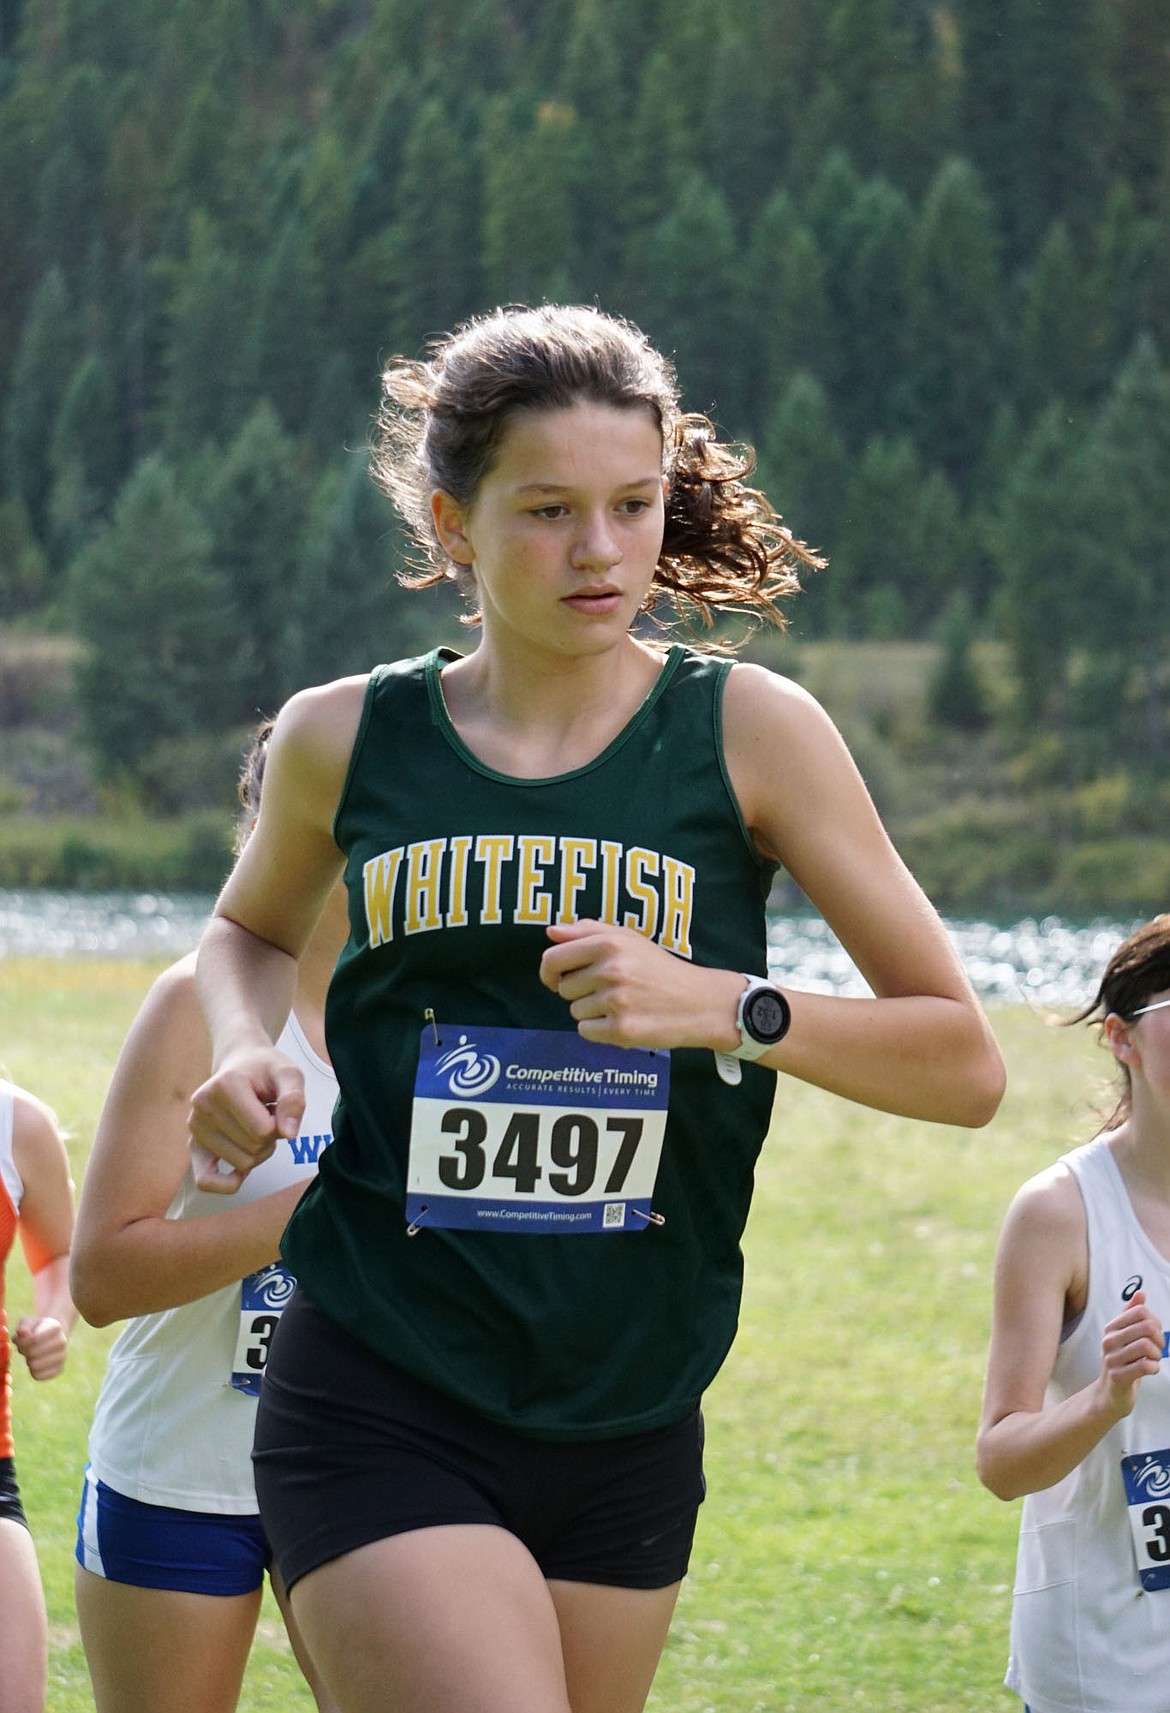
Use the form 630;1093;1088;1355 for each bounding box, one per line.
1066;914;1170;1129
371;304;823;640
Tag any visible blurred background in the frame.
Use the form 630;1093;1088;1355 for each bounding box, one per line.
0;0;1167;917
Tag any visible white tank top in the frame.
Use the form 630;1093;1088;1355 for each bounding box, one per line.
1007;1135;1170;1712
86;1014;337;1513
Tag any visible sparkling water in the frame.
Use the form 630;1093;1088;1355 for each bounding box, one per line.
0;889;1137;1009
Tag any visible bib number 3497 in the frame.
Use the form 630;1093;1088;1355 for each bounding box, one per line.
406;1024;669;1234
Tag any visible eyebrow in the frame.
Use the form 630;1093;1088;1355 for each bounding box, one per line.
514;478;662;495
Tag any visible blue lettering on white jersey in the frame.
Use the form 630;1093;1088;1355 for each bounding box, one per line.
286;1132;331;1166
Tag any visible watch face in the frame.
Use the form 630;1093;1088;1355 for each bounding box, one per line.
744;986;791;1044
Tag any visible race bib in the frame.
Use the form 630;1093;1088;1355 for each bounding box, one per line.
1122;1449;1170;1590
230;1261;297;1396
406;1024;669;1234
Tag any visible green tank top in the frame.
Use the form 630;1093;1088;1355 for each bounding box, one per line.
282;644;778;1438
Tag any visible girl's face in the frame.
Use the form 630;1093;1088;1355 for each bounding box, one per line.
431;400;667;662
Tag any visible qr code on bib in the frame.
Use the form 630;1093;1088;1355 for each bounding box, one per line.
603;1203;626;1229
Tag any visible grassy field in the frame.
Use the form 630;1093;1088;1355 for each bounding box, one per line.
1;959;1106;1711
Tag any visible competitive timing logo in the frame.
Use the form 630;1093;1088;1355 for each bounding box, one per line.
249;1263;297;1310
436;1035;502;1096
1128;1453;1170;1501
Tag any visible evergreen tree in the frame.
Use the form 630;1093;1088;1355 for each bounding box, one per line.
481;97;575;305
557;0;628;300
3;266;75;538
956;0;1117;261
902;156;1002;491
291;449;431;689
810;0;912;184
742;193;834;432
32;65;108;286
69;453;240;778
833;434;928;637
831;175;914;446
703;26;776;222
1109;0;1170;208
250;214;328;434
928;590;988;730
1090;183;1159;380
905;465;969;631
1016;220;1097;418
47;350;120;570
381;97;476;353
1082;337;1170;760
348;66;418;246
0;498;49;618
990;401;1088;739
759;371;847;635
618;51;696;248
158;212;251;455
201;402;306;717
626;171;742;424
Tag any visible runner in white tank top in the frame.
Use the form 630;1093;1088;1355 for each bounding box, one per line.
81;1008;337;1513
70;724;347;1713
979;915;1170;1713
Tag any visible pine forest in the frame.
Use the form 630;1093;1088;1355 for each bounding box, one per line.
1;0;1168;911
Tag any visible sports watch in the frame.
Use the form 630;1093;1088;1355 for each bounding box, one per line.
732;974;792;1060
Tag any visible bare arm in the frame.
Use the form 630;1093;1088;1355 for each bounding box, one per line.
189;677;362;1187
976;1164;1162;1499
12;1088;75;1380
541;663;1003;1128
71;958;316;1327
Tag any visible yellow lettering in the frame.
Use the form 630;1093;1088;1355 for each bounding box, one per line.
659;856;695;959
446;835;472;928
599;840;623;926
514;834;555;925
363;847;404;948
556;836;596;924
405;838;446;935
622;847;660;939
475;834;515;925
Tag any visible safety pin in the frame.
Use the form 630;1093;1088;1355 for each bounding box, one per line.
406;1206;428;1237
423;1007;440;1046
629;1208;666;1227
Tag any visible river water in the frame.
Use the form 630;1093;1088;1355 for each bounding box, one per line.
0;888;1135;1009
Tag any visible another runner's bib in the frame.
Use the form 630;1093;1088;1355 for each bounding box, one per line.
407;1024;669;1233
231;1262;298;1396
1123;1449;1170;1590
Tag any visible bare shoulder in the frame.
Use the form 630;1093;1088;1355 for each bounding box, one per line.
10;1084;71;1203
278;674;370;769
997;1160;1088;1295
10;1085;63;1162
722;659;831;736
1005;1160;1085;1237
263;673;371;837
113;952;210;1093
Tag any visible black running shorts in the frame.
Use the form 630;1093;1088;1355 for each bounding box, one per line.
253;1290;705;1594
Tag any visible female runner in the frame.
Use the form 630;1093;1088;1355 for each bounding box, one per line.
72;728;343;1713
189;303;1005;1713
979;917;1170;1712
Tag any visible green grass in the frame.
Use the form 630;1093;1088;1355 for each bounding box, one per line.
1;963;1100;1711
